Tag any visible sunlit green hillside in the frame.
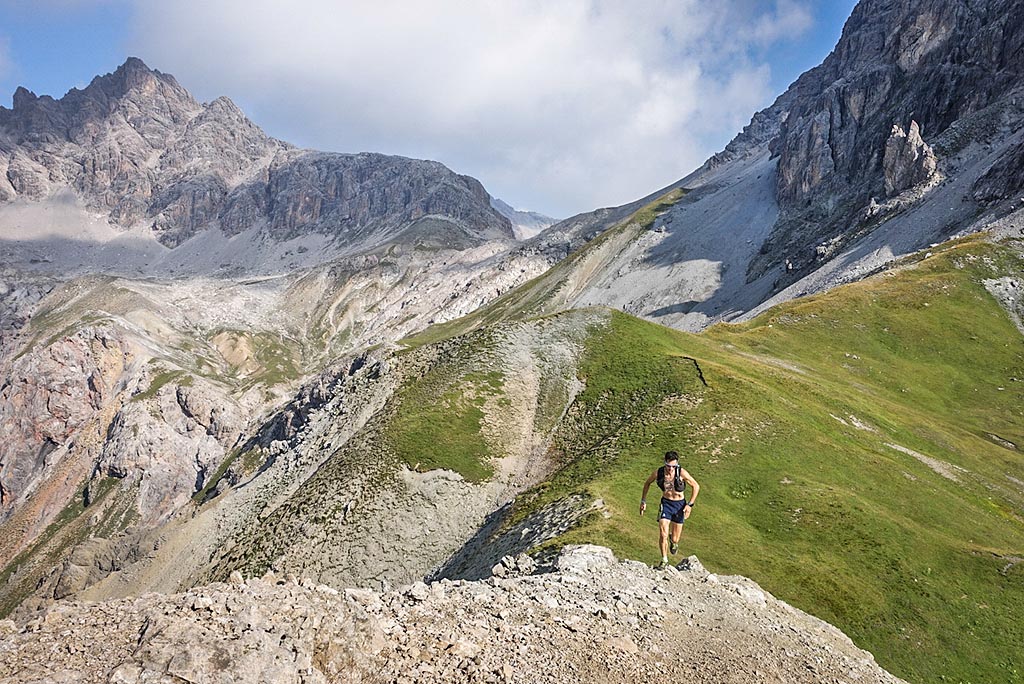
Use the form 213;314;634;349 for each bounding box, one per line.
392;236;1024;684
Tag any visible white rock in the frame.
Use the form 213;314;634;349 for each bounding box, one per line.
555;545;617;575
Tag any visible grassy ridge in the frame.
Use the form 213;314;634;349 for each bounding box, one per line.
403;188;686;348
407;237;1024;683
385;330;510;482
559;240;1023;684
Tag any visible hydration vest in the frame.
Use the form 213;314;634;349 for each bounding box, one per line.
657;464;686;494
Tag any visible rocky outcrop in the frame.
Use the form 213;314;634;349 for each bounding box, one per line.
0;272;57;356
50;529;156;602
0;327;134;516
0;545;905;683
882;121;938;196
984;275;1024;333
432;494;600;581
972;137;1024;202
772;0;1024;209
97;372;245;524
0;58;513;250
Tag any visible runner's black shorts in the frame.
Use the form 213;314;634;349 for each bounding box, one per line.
659;497;687;524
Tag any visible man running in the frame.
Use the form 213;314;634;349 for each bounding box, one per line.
640;450;700;569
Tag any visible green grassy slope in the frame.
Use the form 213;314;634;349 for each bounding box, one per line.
386;346;507;483
403;236;1024;684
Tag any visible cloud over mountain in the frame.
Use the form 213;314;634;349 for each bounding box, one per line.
126;0;813;216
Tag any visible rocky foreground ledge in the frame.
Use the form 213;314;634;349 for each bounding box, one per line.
0;545;903;684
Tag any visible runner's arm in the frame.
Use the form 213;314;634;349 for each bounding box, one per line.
681;469;700;505
640;471;657;515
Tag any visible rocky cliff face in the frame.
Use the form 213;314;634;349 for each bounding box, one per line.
0;57;513;252
96;376;245;526
773;0;1024;209
513;0;1024;331
750;0;1024;281
0;327;135;516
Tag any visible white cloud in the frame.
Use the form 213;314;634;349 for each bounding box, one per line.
749;0;814;45
126;0;811;217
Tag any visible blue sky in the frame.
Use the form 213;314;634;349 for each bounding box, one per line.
0;1;859;217
0;1;133;100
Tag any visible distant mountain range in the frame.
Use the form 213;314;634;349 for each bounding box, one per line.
489;197;556;239
0;57;520;278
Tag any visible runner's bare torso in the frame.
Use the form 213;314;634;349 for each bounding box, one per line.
660;464;687;501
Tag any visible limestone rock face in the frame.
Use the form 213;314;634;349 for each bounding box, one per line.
0;58;513;250
883;121;937;196
0;274;56;355
97;375;245;525
257;150;511;244
0;328;133;516
772;0;1024;209
972;138;1024;202
729;0;1024;285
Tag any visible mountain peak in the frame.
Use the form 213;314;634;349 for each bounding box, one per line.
10;86;37;110
2;58;178;117
81;56;187;103
0;58;514;251
204;95;245;117
119;56;151;72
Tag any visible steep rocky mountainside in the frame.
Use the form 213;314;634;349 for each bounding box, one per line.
771;0;1024;208
754;0;1024;279
0;545;905;684
0;58;512;254
1;311;599;613
0;237;552;592
514;0;1024;331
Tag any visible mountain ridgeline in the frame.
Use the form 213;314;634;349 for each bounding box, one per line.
1;1;1023;683
496;0;1024;333
0;57;512;250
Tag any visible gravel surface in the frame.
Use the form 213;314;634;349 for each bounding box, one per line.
0;545;904;684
